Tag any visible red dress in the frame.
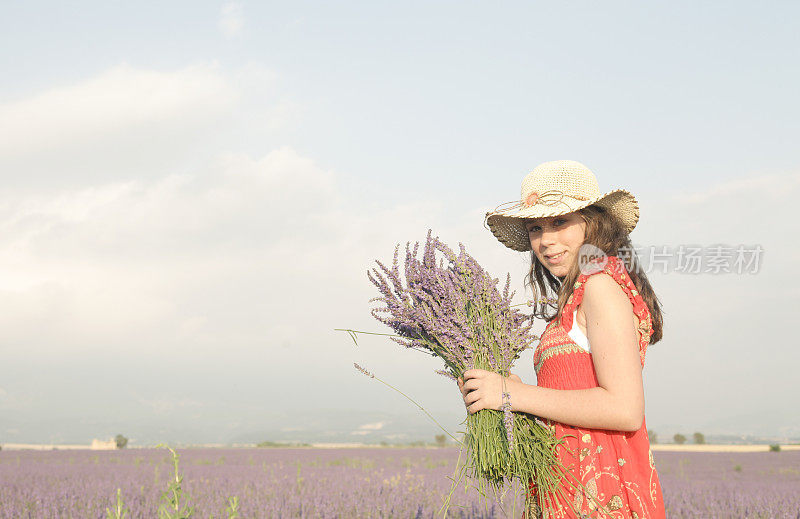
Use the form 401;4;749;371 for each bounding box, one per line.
526;256;665;519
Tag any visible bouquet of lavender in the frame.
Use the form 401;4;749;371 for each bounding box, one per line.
367;230;572;511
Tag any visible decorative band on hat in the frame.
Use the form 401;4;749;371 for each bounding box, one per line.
488;189;591;216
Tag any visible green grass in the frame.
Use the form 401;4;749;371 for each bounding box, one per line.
105;445;240;519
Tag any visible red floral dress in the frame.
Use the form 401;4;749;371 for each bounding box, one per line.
526;256;665;519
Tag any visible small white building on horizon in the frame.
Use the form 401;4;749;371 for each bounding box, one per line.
90;438;117;450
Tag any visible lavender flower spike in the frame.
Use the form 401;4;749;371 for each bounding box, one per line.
354;362;375;379
501;391;514;452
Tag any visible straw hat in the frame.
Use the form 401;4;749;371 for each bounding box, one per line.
484;160;639;252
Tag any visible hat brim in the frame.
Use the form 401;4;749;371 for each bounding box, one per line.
485;189;639;252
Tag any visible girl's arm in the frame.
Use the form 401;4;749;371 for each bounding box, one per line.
458;273;645;432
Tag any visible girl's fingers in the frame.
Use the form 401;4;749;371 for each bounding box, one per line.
460;379;480;400
463;379;479;392
462;369;484;380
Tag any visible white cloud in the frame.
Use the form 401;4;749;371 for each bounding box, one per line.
0;61;300;202
0;143;455;362
219;1;244;38
0;147;320;350
0;63;237;159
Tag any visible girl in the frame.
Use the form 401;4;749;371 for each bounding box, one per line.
458;160;666;519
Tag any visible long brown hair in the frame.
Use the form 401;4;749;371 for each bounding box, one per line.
524;205;664;344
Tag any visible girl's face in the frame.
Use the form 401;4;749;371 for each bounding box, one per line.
525;212;587;278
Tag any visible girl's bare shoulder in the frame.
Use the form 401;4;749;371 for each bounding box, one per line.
581;272;633;313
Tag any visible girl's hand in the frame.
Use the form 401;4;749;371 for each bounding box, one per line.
456;369;522;414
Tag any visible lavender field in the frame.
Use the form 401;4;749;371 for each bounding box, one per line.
1;446;798;518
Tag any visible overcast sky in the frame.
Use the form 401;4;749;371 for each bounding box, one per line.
1;1;798;445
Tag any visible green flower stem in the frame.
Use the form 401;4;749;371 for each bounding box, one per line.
334;328;400;346
438;439;467;517
359;371;463;446
337;328;463;376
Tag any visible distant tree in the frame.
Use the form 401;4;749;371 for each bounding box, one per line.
435;434;446;448
256;440;309;448
114;434;128;449
769;444;781;452
692;432;705;445
648;430;658;444
673;433;686;445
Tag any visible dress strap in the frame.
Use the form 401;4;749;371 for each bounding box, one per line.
560;256;654;364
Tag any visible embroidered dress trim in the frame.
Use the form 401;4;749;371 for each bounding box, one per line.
534;342;588;373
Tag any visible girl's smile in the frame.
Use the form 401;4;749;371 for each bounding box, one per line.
525;213;587;277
